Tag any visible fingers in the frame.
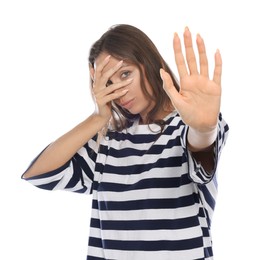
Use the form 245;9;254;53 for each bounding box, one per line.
94;54;111;73
173;28;200;79
183;27;199;75
213;49;222;85
160;69;180;103
93;55;111;84
93;77;133;107
92;55;134;109
173;33;188;78
94;56;123;89
96;88;129;106
102;78;133;97
174;28;218;82
196;34;209;77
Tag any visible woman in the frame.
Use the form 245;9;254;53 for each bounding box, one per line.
22;24;229;259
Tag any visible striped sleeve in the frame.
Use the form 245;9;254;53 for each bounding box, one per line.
181;113;229;184
21;136;98;194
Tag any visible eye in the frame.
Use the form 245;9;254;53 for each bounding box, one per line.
106;79;113;87
120;71;131;79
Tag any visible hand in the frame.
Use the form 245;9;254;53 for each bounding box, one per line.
160;27;222;132
91;55;132;122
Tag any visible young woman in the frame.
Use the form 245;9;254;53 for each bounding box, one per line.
22;24;229;259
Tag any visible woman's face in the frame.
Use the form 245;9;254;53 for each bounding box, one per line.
92;52;155;123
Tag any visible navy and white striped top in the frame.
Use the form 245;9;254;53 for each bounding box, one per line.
23;112;229;260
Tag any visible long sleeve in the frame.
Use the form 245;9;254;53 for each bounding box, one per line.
181;113;229;185
21;135;99;194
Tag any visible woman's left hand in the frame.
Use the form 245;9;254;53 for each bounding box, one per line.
161;27;222;133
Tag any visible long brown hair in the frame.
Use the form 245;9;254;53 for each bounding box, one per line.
89;24;179;131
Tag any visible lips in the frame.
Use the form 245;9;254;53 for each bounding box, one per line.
120;98;134;110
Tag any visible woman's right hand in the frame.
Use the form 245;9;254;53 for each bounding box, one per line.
91;55;133;122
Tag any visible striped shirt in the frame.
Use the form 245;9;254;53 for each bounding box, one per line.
23;112;229;260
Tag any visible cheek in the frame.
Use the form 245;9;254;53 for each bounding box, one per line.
129;79;144;96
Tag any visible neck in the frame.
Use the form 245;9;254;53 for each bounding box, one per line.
139;108;174;125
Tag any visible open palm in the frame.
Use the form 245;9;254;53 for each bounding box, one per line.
161;27;222;132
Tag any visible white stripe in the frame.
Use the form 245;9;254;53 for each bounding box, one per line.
63;180;90;194
199;182;217;218
86;246;106;259
28;163;72;186
105;146;184;167
77;145;96;171
90;226;202;241
53;164;75;190
100;164;188;184
91;205;199;221
97;185;194;202
203;236;212;248
24;113;228;259
109;128;183;150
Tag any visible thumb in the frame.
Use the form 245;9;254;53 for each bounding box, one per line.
160;69;179;101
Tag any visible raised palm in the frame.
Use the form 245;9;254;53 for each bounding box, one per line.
161;27;222;132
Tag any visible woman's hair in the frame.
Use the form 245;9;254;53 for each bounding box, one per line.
88;24;179;131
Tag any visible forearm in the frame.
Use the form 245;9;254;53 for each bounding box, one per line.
187;126;218;173
23;114;108;178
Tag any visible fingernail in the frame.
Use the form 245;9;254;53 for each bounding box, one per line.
196;33;203;42
160;68;165;80
117;60;123;66
184;26;190;36
105;55;111;60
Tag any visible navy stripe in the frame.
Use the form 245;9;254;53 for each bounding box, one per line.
90;216;199;230
98;175;191;192
198;185;215;210
107;118;183;144
89;236;203;251
24;161;70;180
74;187;88;193
204;246;213;258
87;256;106;260
110;114;182;141
201;227;210;237
37;180;59;190
108;136;181;158
224;124;229;133
93;193;199;211
98;143;109;155
73;153;94;182
86;144;97;163
108;132;159;143
64;157;83;189
23;112;228;259
103;156;185;175
89;236;103;248
198;207;205;217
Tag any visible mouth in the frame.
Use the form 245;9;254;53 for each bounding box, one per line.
120;98;135;110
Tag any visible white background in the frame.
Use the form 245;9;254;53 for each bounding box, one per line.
1;0;255;259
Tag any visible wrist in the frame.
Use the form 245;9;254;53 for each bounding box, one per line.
90;113;110;128
187;125;218;152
